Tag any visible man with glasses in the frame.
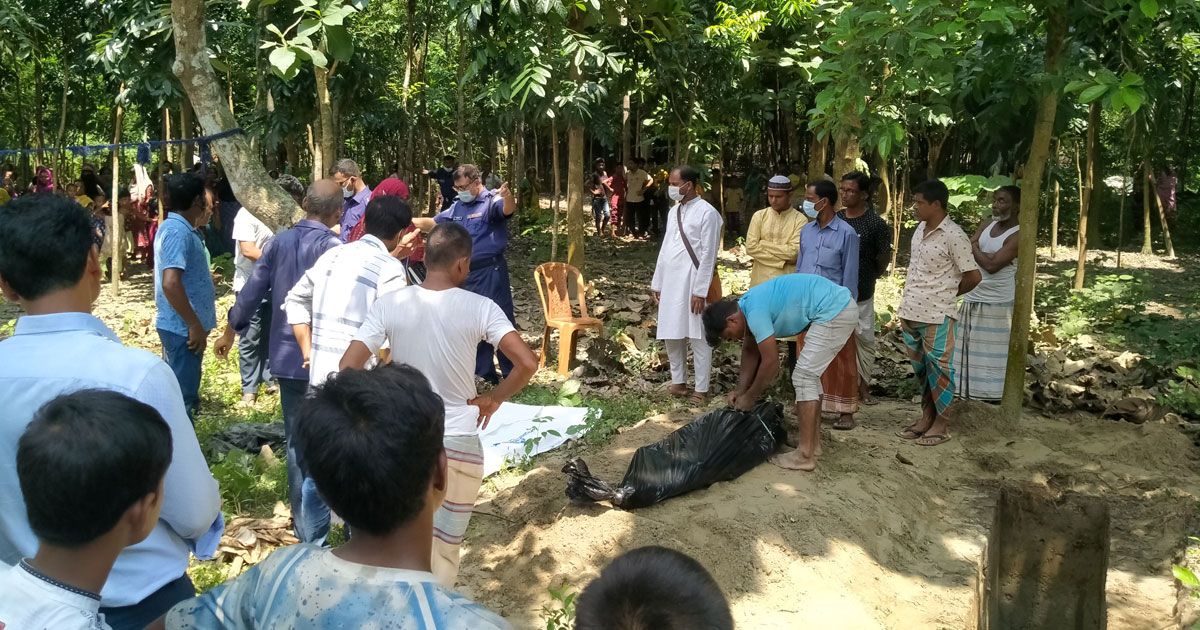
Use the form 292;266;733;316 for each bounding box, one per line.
332;158;372;242
413;164;518;384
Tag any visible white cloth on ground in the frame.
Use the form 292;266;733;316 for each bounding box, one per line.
792;303;858;401
652;197;723;340
665;337;713;393
354;286;515;437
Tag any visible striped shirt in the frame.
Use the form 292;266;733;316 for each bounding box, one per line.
284;235;407;386
166;544;509;629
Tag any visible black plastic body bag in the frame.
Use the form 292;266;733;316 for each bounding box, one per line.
563;401;784;509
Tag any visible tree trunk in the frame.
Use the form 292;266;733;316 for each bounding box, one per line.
621;93;631;164
566;122;585;268
926;131;947;179
456;28;467;158
54;69;69;176
873;153;890;218
110;90;125;297
1149;170;1176;258
34;58;45;161
1140;157;1153;254
170;0;301;229
1000;7;1066;421
783;105;801;163
1073;102;1100;290
163;108;173;165
806;130;826;182
180;99;195;169
892;165;904;275
1051;178;1060;258
551;118;562;261
833;129;861;182
314;65;335;179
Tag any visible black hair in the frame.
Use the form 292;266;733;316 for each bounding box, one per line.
453;164;481;183
442;155;457;163
0;194;95;301
673;165;701;185
276;175;306;205
702;299;740;347
363;195;413;241
997;184;1021;204
425;222;473;269
19;390;172;547
295;364;445;536
913;179;950;209
215;177;237;203
632;157;646;167
808;179;838;207
840;171;872;196
575;546;733;630
164;172;206;213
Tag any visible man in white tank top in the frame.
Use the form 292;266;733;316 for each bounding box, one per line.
953;186;1021;401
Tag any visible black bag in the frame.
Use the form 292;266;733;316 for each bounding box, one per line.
563;402;785;509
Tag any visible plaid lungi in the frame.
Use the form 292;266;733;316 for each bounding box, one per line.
901;316;957;416
432;434;484;587
953;301;1012;401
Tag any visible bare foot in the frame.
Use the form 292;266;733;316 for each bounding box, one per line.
833;414;857;430
769;449;817;472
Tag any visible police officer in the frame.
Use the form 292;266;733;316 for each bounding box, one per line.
413;163;518;383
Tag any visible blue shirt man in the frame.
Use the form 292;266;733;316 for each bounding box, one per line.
213;180;344;545
332;159;372;242
425;157;459;211
154;174;217;417
796;215;860;301
415;164;517;383
0;194;222;628
738;274;854;343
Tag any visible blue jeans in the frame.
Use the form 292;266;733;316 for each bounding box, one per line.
100;574;194;630
237;295;272;394
279;377;330;545
159;329;202;418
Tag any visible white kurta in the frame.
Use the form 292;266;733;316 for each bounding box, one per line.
652;197;723;340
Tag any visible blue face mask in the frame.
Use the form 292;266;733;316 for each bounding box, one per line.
802;200;819;219
457;190;477;203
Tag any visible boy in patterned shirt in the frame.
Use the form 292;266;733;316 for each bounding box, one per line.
163;364;509;629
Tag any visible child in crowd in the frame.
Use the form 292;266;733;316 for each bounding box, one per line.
162;364;509;629
92;193;113;278
575;546;733;630
0;390;173;630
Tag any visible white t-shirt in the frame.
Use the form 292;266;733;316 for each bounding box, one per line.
354;286;515;436
0;561;110;630
231;208;274;291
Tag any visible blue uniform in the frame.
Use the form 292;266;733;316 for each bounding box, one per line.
435;188;515;382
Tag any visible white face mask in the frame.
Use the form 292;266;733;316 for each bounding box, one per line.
802;200;819;219
668;185;683;202
341;183;353;199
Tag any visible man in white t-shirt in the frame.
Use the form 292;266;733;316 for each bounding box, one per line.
624;157;654;238
230;206;276;403
340;222;537;587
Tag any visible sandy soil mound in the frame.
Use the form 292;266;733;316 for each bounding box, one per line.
459;400;1200;629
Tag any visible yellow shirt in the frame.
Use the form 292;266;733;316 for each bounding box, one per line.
744;207;805;287
0;189;9;206
75;194;93;208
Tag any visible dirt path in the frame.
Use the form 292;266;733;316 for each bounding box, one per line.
459;400;1200;629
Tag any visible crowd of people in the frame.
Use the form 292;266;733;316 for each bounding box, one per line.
0;149;1021;627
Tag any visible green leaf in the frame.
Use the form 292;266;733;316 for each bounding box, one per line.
1174;565;1200;588
1079;84;1108;104
297;19;321;38
1119;88;1144;114
268;46;298;77
325;25;353;62
566;424;586;435
265;23;284;38
1139;0;1159;18
560;379;581;396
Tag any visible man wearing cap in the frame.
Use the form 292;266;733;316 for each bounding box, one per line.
745;175;805;287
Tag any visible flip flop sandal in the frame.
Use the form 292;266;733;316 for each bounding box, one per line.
916;434;952;447
833;417;857;431
689;392;708;405
897;427;924;440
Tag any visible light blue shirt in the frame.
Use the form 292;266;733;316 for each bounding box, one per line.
738;274;854;343
796;214;861;301
168;544;511;629
0;313;222;607
154;213;217;335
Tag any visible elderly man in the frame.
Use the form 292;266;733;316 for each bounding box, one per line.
897;180;981;447
745;175;805;287
332;158;372;241
412;164;518;384
214;180;344;544
651;165;723;403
